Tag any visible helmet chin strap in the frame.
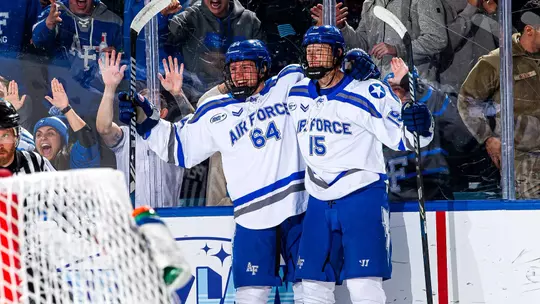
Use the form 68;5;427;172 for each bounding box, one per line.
230;80;262;100
317;68;339;89
304;66;334;80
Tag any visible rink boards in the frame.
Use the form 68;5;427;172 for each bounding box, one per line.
158;200;540;304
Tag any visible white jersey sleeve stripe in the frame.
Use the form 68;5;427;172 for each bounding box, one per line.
307;168;357;189
288;86;310;97
166;122;178;165
259;77;278;95
173;123;186;167
277;64;304;79
188;97;240;124
234;182;305;218
234;170;305;206
335;91;382;118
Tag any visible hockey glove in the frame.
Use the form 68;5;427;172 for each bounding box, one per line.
402;102;433;137
118;92;160;136
118;92;135;125
342;48;381;81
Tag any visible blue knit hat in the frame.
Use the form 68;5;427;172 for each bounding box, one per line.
33;116;69;145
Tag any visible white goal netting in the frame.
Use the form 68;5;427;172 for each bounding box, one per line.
0;169;175;304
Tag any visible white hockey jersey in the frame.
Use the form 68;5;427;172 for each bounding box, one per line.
287;75;434;201
143;65;308;229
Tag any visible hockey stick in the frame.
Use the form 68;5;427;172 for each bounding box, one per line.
128;0;172;207
373;6;433;304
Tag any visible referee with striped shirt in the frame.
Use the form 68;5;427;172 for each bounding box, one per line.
0;98;63;302
0;99;55;174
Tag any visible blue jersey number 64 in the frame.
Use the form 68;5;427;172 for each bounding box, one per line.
250;121;282;148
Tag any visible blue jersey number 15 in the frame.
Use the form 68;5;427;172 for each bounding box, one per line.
309;136;326;156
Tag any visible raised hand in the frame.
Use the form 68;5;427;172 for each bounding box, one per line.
158;56;184;96
45;78;69;111
485;137;502;169
161;0;182;16
388;57;409;85
99;50;127;88
46;0;63;30
370;42;397;59
467;0;479;7
5;80;27;111
310;3;348;29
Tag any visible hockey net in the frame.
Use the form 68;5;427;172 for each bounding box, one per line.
0;168;175;303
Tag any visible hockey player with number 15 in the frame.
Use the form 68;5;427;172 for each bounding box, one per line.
287;26;434;304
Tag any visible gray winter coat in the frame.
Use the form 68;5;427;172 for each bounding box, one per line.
341;0;448;82
439;4;500;95
167;0;262;100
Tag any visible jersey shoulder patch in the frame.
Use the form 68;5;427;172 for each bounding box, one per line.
190;94;241;124
277;64;303;79
352;79;400;104
287;78;312;98
198;93;232;108
260;76;278;96
367;82;387;99
351;79;388;100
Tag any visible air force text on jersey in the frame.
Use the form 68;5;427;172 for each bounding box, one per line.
296;118;353;135
229;102;290;147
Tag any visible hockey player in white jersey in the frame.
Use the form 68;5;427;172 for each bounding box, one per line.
119;40;308;304
288;26;434;304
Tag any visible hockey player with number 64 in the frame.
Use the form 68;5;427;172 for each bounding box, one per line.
120;40;309;304
287;25;434;304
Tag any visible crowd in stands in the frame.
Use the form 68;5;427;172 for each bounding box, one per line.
1;0;539;206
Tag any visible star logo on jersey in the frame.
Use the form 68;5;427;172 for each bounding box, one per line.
0;12;9;36
369;83;386;99
300;104;309;112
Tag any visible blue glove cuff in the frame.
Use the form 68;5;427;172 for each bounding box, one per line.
136;118;158;136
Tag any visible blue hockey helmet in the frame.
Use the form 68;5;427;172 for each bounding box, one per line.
301;25;346;80
302;25;345;50
224;40;272;100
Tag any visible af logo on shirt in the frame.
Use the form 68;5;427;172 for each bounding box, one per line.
0;12;9;43
369;83;386;99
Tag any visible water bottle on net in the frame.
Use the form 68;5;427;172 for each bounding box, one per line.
133;206;192;291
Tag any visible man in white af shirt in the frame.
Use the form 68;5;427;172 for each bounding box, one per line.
96;51;189;207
